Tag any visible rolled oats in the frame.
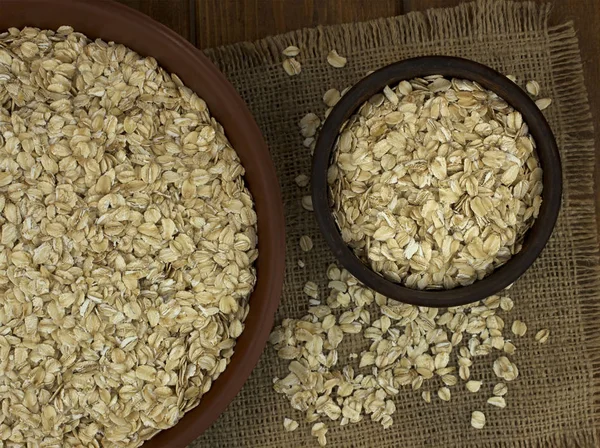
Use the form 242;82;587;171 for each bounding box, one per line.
299;113;320;137
283;57;302;76
493;382;508;396
327;50;347;68
304;281;319;299
311;422;328;446
535;328;550;343
487;396;507;408
526;80;540;96
302;195;314;211
466;380;482;393
438;387;451;402
283;45;300;57
422;391;432;403
511;320;527;337
300;235;314;252
284;418;299;432
295;173;310;187
0;26;257;447
270;265;522;439
323;88;341;107
328;76;544;290
471;411;486;429
493;356;519;381
535;98;552;110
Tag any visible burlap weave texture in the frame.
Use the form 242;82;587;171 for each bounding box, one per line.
191;1;599;446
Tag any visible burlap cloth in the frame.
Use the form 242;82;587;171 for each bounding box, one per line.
190;0;600;446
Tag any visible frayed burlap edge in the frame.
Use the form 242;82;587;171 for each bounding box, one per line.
546;19;600;447
205;0;552;73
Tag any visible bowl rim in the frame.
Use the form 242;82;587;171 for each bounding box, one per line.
0;0;286;446
312;56;562;307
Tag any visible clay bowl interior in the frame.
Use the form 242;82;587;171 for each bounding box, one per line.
312;56;562;308
0;0;285;446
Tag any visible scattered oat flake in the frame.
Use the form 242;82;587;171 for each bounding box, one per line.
500;297;514;311
303;281;319;299
303;137;315;148
297;259;306;268
487;396;506;408
283;57;301;76
535;328;550;343
302;195;314;211
438;387;451;401
493;383;508;396
300;235;314;252
535;97;552;110
503;341;517;355
299;113;320;137
511;320;527;337
323;88;341;107
493;356;519;381
327;50;347;68
295;173;310;187
282;45;300;57
311;422;328;446
466;380;482;393
459;365;471;381
283;417;299;432
422;391;432;403
526;80;540;96
471;411;486;429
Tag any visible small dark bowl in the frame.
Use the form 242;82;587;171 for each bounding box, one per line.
312;56;562;307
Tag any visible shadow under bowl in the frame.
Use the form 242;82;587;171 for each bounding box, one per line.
312;56;561;307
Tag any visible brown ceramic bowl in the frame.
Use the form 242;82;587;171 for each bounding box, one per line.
312;56;562;307
0;0;285;446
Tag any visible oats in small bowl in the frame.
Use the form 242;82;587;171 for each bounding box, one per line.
312;57;561;307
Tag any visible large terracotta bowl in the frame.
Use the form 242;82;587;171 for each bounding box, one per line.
0;0;286;446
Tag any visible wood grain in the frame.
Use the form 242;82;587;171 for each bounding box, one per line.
115;0;195;43
195;0;402;48
403;0;458;8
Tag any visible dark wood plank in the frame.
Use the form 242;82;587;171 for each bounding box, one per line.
115;0;194;43
403;0;457;8
196;0;402;49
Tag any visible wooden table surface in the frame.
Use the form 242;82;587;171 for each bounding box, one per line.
119;0;600;235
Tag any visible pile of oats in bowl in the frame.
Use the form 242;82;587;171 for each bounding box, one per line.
328;76;545;290
0;26;257;447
